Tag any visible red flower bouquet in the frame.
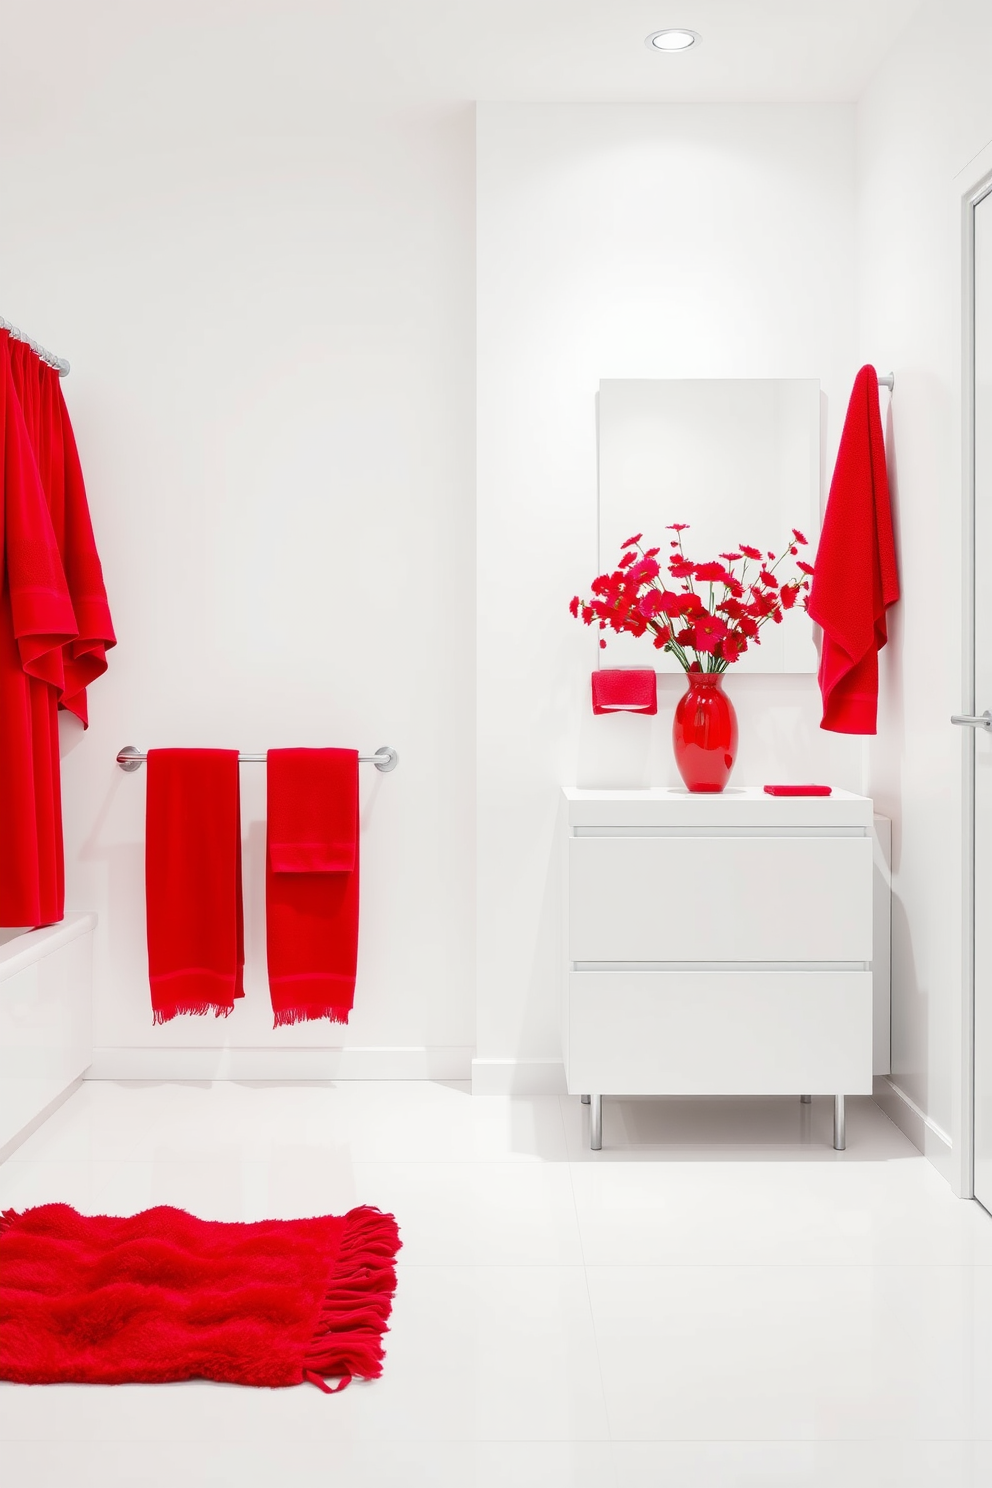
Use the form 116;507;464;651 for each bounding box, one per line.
570;524;812;673
571;525;814;793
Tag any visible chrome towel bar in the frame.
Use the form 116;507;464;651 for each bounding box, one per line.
116;745;399;773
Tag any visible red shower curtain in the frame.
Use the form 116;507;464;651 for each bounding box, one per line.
0;331;115;927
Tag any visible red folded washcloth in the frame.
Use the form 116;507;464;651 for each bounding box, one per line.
591;669;658;715
763;784;832;797
808;366;899;734
266;748;360;1028
145;749;244;1024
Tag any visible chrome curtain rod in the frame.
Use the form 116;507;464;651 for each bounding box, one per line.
117;745;399;773
0;315;70;377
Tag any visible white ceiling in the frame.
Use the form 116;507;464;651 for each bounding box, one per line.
385;0;929;104
0;0;927;123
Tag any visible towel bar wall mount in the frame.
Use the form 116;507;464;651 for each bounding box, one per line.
116;745;399;773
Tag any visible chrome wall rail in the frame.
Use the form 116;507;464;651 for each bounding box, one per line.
0;315;70;376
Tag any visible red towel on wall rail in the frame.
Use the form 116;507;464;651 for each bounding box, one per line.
6;337;115;718
266;748;360;1028
0;334;77;927
54;389;116;726
0;333;115;927
145;749;244;1024
807;365;899;734
591;669;658;715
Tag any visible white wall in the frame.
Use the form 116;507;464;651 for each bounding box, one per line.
0;32;477;1073
9;8;984;1116
476;104;864;1088
857;0;992;1183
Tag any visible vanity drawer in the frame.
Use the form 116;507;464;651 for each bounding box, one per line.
568;834;872;963
564;969;873;1095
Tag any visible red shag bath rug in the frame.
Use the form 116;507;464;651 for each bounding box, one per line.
0;1203;400;1393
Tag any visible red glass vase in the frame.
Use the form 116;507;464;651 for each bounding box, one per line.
673;671;738;793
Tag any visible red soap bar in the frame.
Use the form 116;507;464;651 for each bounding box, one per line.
763;784;833;796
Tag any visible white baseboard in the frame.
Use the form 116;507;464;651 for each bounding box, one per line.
471;1057;567;1096
873;1075;954;1181
85;1046;473;1082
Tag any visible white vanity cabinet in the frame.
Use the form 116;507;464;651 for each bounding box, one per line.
561;788;879;1150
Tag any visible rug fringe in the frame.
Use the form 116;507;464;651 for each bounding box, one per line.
302;1205;401;1389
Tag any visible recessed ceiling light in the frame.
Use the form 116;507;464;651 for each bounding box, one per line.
645;28;699;52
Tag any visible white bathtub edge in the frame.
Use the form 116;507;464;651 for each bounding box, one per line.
0;912;98;984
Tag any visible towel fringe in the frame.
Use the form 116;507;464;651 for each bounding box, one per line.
152;1003;233;1025
302;1205;401;1389
272;1006;351;1029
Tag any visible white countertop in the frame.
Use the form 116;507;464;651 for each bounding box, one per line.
562;786;874;828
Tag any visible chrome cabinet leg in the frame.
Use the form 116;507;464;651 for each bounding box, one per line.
581;1094;590;1104
833;1094;846;1151
800;1094;812;1104
590;1094;602;1151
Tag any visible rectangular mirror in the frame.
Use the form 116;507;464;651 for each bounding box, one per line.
598;378;820;673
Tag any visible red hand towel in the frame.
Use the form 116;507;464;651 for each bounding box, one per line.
145;750;244;1024
591;669;658;715
266;748;359;1028
808;366;899;733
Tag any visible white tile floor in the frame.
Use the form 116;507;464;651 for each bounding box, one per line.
1;1081;992;1486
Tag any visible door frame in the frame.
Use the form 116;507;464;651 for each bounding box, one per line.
959;162;992;1200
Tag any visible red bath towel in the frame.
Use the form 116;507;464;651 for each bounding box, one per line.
0;335;114;927
7;339;116;726
0;334;77;927
266;748;360;1028
145;749;244;1024
808;365;899;733
0;1203;400;1393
